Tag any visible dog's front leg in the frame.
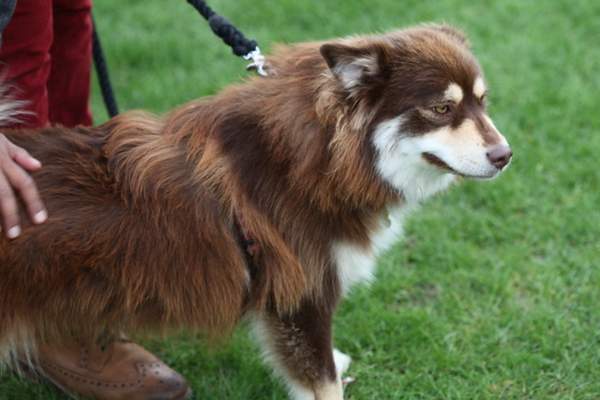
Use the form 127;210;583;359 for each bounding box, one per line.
252;300;343;400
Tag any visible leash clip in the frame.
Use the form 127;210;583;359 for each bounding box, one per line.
244;47;268;76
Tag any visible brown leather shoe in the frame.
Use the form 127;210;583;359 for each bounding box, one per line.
35;338;192;400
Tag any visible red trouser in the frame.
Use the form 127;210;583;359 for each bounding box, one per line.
0;0;93;128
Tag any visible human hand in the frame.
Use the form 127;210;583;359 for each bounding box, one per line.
0;133;47;238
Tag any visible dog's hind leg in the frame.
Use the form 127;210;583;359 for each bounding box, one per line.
252;301;343;400
0;321;37;373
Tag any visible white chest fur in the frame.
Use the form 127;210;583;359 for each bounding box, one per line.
333;206;408;295
332;174;455;295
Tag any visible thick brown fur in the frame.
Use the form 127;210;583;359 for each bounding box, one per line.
0;24;497;397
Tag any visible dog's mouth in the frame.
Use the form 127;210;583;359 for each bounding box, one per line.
422;152;459;174
421;152;496;179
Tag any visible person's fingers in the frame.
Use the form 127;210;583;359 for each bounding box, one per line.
8;142;42;171
0;171;21;238
2;159;47;225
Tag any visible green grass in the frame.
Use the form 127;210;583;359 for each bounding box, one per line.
2;0;600;399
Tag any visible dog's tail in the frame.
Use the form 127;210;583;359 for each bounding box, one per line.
0;77;35;372
0;77;27;127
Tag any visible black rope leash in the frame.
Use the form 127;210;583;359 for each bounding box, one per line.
92;16;119;118
186;0;267;76
0;0;16;46
91;0;267;119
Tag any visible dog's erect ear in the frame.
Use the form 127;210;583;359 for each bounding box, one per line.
429;24;470;47
320;42;387;90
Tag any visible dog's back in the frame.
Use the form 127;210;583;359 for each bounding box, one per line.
0;106;250;365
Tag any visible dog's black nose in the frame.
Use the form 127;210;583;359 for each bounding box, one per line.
486;145;512;169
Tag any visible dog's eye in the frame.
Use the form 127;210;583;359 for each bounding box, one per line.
432;105;450;115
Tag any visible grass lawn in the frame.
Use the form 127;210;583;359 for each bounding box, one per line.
2;0;600;399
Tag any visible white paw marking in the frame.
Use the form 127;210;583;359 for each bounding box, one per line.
333;348;352;376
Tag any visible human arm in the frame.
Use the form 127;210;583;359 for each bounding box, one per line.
0;133;47;238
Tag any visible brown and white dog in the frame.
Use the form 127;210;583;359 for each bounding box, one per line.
0;24;511;399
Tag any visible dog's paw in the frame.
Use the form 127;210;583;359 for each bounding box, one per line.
333;348;352;376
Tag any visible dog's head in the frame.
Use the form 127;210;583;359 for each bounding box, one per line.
320;24;511;197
